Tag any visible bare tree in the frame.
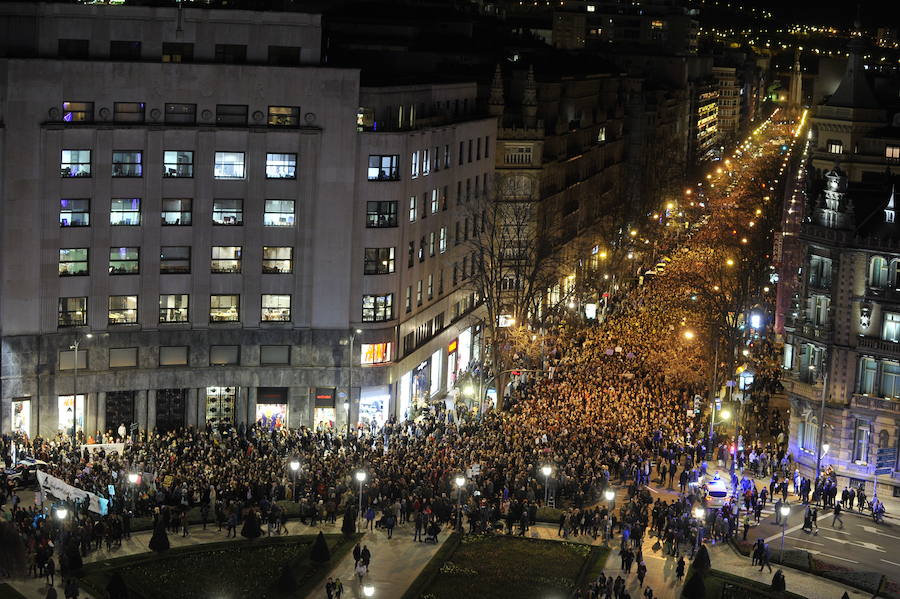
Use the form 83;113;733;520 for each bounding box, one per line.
462;177;570;406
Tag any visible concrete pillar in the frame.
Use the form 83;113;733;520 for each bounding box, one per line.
96;391;106;435
289;386;308;428
147;389;157;432
186;388;199;428
247;386;258;427
135;389;148;433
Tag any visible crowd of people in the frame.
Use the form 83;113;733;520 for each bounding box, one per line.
0;118;808;599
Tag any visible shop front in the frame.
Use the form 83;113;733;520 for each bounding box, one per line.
58;394;85;434
446;339;458;391
429;349;442;397
359;385;390;429
447;327;475;390
256;387;288;430
205;386;235;428
11;398;31;435
313;387;336;430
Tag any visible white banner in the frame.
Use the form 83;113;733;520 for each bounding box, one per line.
36;471;109;515
79;443;125;455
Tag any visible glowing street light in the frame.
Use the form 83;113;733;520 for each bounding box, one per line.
356;470;367;532
363;585;375;597
682;330;696;341
541;465;553;505
720;409;732;421
56;507;68;520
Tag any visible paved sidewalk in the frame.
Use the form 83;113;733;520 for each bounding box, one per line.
708;541;872;599
305;525;447;599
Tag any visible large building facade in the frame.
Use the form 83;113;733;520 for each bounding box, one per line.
0;2;494;437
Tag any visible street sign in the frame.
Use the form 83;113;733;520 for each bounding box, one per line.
875;467;893;476
877;447;897;458
876;448;897;470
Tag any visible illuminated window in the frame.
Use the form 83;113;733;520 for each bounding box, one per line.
59;248;88;276
163;151;193;177
261;294;291;322
361;342;393;365
112;151;143;177
362;294;393;322
212;199;243;225
58;297;87;327
266;153;296;179
364;247;395;274
109;247;139;275
262;247;293;273
367;155;399;181
161;198;192;225
211;246;242;273
827;139;843;154
268;106;299;126
60;150;91;177
108;295;138;324
887;145;900;160
210;295;240;322
264;200;295;227
60;199;90;227
214;152;245;179
651;19;665;29
159;294;189;323
110;198;141;225
62;101;93;122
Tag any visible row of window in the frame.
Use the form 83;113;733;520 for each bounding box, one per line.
868;256;900;289
59;246;293;276
58;294;292;327
59;342;391;372
59;198;295;227
58;40;304;67
61;149;296;180
366;137;490;182
62;101;302;127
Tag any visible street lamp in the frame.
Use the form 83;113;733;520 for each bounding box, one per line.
69;332;93;445
541;465;553;505
682;330;695;341
127;472;139;485
454;475;466;531
355;470;367;532
779;504;791;562
693;507;706;554
289;459;300;503
56;507;68;521
362;585;375;597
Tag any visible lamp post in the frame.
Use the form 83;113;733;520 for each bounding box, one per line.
347;329;363;439
289;459;300;503
812;355;829;482
355;470;367;532
362;585;375;597
541;465;552;505
604;488;615;512
69;332;93;445
693;506;706;555
454;475;466;532
707;336;721;448
779;504;790;562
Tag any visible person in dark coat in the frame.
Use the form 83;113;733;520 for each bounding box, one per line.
240;508;262;539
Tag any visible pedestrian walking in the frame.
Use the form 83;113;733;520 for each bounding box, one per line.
832;503;843;528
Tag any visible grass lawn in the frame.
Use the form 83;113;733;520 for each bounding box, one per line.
421;535;594;599
79;533;357;599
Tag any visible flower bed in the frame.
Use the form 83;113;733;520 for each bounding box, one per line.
418;534;595;599
78;533;357;599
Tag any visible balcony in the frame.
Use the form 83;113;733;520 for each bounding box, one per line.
796;321;832;342
856;336;900;356
852;393;900;414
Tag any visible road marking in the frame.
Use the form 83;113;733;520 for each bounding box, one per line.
787;537;824;546
861;525;900;541
806;549;860;564
819;536;886;553
882;559;900;567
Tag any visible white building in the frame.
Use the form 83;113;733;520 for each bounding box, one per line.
0;2;494;437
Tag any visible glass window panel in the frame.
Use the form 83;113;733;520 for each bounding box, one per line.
266;153;296;179
367;155;399;181
59;248;88;276
212;199;243;225
60;199;90;227
112;151;143;177
210;294;240;322
113;102;145;123
109;247;139;275
161;198;192;226
267;106;299;126
211;246;242;273
215;103;247;124
159;294;189;323
164;103;196;123
58;297;87;327
366;201;397;228
160;246;191;274
262;246;292;274
264;200;295;227
108;295;138;324
110;198;141;225
61;150;91;177
163;151;193;177
62;101;93;122
261;294;291;322
214;152;245;179
361;293;393;322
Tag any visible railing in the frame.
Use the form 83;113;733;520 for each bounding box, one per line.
856;336;900;355
853;394;900;414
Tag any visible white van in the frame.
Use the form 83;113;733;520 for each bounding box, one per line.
702;473;730;508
